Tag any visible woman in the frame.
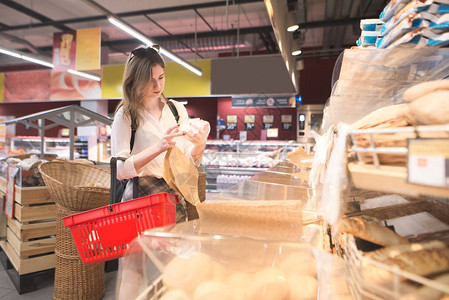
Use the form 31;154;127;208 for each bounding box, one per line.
112;45;210;299
111;45;210;222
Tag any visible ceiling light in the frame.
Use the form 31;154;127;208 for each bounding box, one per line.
291;38;302;56
108;17;153;46
286;11;299;32
68;69;101;81
0;46;54;68
0;47;21;58
21;55;54;68
108;17;202;77
0;46;101;81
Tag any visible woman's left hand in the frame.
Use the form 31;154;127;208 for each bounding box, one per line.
184;122;210;145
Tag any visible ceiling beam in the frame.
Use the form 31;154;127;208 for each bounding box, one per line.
296;16;377;29
0;0;73;32
29;25;273;53
0;0;261;32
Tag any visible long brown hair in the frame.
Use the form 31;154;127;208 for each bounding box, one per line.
115;46;166;130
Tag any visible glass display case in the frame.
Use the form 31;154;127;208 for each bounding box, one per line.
8;136;77;159
202;140;302;192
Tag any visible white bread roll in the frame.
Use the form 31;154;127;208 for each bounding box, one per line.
163;252;213;294
160;290;191;300
245;267;289;300
193;280;230;300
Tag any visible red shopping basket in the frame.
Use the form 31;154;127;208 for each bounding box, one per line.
62;192;178;265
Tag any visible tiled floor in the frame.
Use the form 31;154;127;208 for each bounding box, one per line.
0;260;118;299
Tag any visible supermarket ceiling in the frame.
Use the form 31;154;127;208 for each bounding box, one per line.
0;0;387;69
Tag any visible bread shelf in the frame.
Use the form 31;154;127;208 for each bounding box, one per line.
348;162;449;199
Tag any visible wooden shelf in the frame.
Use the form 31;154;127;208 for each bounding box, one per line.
348;162;449;199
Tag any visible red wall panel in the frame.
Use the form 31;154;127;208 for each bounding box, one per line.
299;57;337;105
217;97;297;141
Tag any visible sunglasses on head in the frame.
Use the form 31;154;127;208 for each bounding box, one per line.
129;45;160;60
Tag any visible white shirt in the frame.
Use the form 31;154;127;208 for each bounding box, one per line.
111;99;195;180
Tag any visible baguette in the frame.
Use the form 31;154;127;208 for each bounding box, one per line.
365;240;446;262
338;217;408;246
338;217;409;247
403;80;449;103
350;104;411;130
382;248;449;277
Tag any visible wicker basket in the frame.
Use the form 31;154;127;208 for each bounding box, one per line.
5;153;59;161
53;206;105;300
38;161;110;211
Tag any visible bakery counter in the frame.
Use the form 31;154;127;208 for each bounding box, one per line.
116;219;352;300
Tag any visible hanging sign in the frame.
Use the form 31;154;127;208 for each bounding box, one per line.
5;164;18;219
227;115;237;130
263;115;274;129
281;115;293;130
244;115;255;130
408;138;449;188
76;27;101;71
53;32;77;72
232;95;295;108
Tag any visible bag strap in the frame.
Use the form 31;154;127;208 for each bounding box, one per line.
166;100;180;124
110;120;137;204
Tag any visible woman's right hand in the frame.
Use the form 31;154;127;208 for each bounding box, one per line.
156;125;184;152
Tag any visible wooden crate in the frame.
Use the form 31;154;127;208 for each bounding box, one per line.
0;177;57;275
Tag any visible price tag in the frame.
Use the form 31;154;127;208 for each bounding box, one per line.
244;115;255;131
407;138;449;188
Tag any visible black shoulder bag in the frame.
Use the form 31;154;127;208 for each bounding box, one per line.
110;128;138;204
110;100;180;204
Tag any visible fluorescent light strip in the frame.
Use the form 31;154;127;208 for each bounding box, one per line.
0;46;101;81
0;47;21;58
68;69;101;81
160;48;202;76
21;55;54;68
108;17;153;46
108;16;202;77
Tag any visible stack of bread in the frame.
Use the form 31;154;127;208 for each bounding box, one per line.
336;213;449;299
350;79;449;164
160;250;318;300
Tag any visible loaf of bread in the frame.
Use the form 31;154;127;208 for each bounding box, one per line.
365;240;445;262
382;247;449;277
362;240;449;286
338;217;409;247
403;80;449;103
350;104;411;130
408;90;449;125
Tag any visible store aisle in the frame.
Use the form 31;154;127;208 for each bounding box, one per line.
0;261;117;299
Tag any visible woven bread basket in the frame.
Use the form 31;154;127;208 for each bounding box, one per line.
38;160;110;211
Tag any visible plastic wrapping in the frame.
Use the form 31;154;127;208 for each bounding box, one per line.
357;19;384;48
321;48;449;132
380;0;413;22
380;0;449;37
320;123;351;226
377;12;449;48
386;27;449;48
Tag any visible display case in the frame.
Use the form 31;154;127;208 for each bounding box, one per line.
202;140;303;192
7;136;80;160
